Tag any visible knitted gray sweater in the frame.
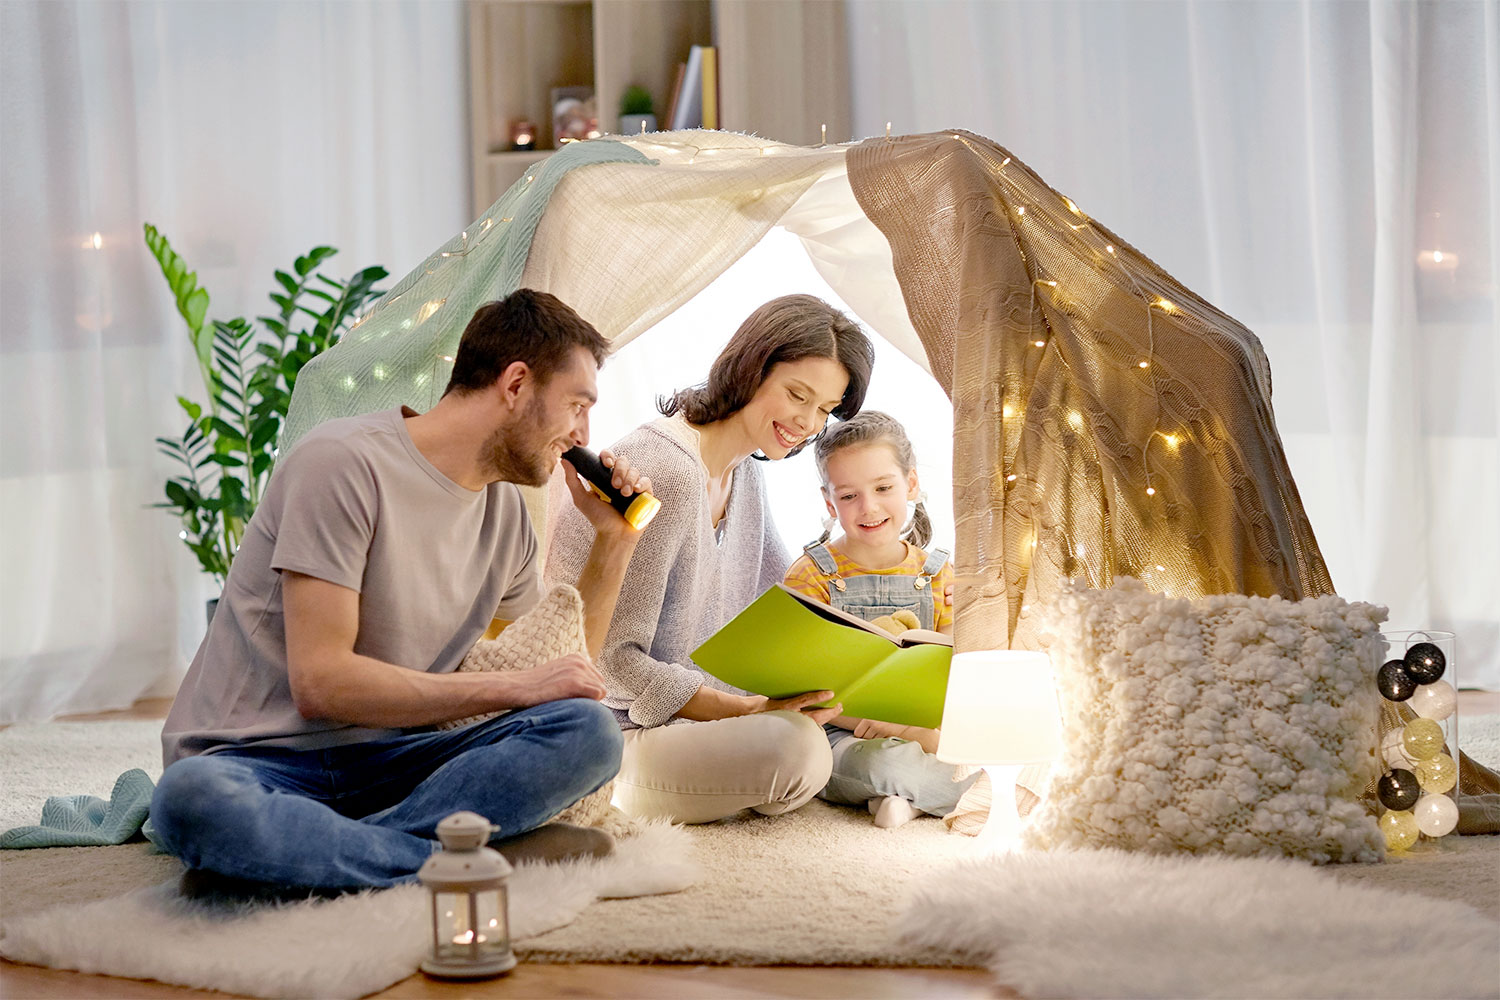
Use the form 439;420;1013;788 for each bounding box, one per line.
545;415;790;728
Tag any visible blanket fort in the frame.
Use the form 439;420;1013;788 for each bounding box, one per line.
280;127;1500;825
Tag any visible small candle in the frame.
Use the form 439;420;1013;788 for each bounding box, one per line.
509;119;535;151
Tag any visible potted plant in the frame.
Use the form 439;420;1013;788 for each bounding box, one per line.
619;84;656;136
145;224;387;621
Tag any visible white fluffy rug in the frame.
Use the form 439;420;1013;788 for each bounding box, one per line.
0;820;697;999
897;847;1500;999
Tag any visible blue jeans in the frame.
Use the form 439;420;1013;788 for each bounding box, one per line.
150;699;622;889
817;725;979;816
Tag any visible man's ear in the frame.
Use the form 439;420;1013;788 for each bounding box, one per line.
494;360;531;412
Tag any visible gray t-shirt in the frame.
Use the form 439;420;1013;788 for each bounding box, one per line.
162;407;542;765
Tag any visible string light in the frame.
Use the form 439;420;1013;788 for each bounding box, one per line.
1138;360;1150;368
1033;340;1046;348
1145;486;1156;496
1007;473;1018;482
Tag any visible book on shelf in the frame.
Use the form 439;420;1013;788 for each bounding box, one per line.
691;583;952;729
668;44;717;130
664;60;687;130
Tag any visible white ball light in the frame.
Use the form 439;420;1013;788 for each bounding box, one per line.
1413;793;1459;837
1409;680;1457;721
1381;728;1416;769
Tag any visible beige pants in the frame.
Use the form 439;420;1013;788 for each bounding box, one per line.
614;710;833;824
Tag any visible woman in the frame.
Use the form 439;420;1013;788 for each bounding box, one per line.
545;294;875;823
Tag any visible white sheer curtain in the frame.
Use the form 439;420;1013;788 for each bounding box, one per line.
847;0;1499;689
0;0;468;722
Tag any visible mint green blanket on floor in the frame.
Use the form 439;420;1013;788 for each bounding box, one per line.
0;768;157;848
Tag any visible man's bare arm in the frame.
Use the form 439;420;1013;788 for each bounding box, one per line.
283;572;605;728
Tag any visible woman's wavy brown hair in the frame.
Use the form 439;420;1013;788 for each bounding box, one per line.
658;295;875;457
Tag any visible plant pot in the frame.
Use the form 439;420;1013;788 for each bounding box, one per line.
620;113;656;136
206;598;220;627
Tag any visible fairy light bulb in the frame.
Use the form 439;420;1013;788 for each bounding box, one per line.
1409;680;1456;721
1401;719;1445;761
1414;753;1457;794
1381;728;1417;769
1379;809;1420;852
1145;486;1156;496
1413;794;1459;837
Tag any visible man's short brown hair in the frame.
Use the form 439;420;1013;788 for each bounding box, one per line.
443;289;609;396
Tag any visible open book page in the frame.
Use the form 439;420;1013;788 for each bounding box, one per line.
775;585;952;647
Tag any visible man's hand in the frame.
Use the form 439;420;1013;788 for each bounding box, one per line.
506;652;608;707
562;449;653;538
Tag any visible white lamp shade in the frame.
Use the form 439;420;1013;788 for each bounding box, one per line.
937;650;1064;765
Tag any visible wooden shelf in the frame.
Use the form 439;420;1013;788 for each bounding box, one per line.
467;0;850;216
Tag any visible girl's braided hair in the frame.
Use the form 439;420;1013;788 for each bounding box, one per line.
809;410;931;548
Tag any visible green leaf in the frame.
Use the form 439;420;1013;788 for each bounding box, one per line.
274;270;299;296
183;287;208;332
175;396;203;420
164;481;193;507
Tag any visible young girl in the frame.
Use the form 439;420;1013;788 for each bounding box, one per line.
782;410;978;828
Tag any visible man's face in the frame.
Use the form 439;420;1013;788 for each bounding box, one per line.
486;346;598;486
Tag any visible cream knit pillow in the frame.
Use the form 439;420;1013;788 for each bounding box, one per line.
442;584;636;837
1023;577;1387;864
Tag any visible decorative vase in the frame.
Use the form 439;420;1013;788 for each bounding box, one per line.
619;113;656;136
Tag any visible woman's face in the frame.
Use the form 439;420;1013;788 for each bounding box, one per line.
739;356;850;459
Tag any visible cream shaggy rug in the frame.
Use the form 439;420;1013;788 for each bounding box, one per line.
898;847;1500;999
0;822;696;998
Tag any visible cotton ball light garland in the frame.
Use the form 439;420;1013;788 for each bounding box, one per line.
1376;769;1422;811
1402;718;1445;761
1376;632;1460;852
1409;680;1456;721
1414;753;1457;795
1413;794;1459;837
1378;809;1420;852
1381;728;1417;769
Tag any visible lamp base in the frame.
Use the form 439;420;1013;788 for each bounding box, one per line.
420;950;517;979
975;764;1026;852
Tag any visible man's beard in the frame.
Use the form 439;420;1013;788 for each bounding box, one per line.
483;396;554;486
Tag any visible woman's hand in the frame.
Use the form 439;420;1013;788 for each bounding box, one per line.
755;689;843;726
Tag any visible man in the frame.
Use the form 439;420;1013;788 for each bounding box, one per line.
152;289;648;892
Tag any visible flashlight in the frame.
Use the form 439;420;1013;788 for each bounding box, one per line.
562;446;661;530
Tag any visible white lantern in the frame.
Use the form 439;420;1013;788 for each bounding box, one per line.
1408;680;1457;721
418;811;516;979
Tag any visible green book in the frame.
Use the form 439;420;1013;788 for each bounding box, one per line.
692;584;953;729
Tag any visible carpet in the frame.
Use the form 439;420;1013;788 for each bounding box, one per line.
3;716;1500;998
897;847;1500;999
0;822;696;999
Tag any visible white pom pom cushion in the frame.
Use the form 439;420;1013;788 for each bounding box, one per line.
1023;577;1388;864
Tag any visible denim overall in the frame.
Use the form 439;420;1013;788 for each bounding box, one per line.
802;541;950;631
804;541;976;816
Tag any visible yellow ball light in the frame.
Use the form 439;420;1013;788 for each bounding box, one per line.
1415;752;1457;794
1379;809;1420;852
1401;719;1445;761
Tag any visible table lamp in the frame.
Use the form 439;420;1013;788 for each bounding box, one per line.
936;649;1063;849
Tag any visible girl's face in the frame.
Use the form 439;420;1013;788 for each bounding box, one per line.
822;442;919;550
740;356;849;459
